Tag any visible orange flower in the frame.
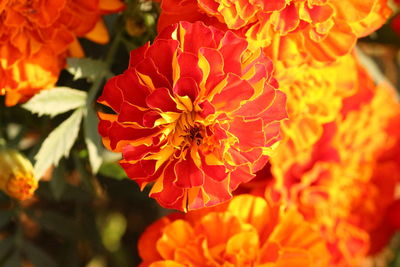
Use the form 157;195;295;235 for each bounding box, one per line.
0;0;125;106
138;194;330;267
98;21;287;211
156;0;391;65
267;61;400;266
276;54;358;164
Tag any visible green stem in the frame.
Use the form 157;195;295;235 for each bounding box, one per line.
86;27;124;105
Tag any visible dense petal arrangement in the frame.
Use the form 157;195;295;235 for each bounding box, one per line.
98;21;287;211
156;0;391;65
0;0;125;106
275;54;358;162
138;194;330;267
267;57;400;266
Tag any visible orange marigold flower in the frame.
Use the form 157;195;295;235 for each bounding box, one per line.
0;0;125;106
268;62;400;266
156;0;391;65
138;194;330;267
276;54;358;160
98;21;287;211
0;149;38;200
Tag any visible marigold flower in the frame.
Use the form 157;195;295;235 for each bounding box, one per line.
156;0;391;65
0;0;125;106
275;54;358;161
138;194;330;267
268;61;400;266
98;21;287;211
0;149;38;200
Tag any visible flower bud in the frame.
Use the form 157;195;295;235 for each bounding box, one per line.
0;149;38;200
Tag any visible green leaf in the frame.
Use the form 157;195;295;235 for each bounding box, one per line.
35;211;76;239
23;240;57;267
0;237;14;261
66;58;109;82
98;162;127;180
34;108;84;178
50;163;67;200
84;107;103;174
22;87;87;117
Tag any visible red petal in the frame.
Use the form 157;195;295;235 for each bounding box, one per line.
136;57;171;88
218;31;248;74
129;42;150;68
199;47;225;95
234;84;276;117
173;76;199;102
198;100;215;118
143;111;162;127
274;3;300;34
179;21;219;53
264;121;282;147
108;122;160;150
116;69;150;107
98;119;112;137
258;90;287;123
118;101;147;126
202;176;232;207
177;52;203;85
98;76;123;112
150;162;185;207
200;153;228;182
146;87;179;112
229;117;265;148
123;144;160;161
147;39;179;85
174;151;205;188
229;164;255;191
120;160;156;180
211;73;254;112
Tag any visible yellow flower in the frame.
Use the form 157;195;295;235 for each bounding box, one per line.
0;149;38;200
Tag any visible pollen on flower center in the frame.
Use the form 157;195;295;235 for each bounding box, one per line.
174;111;205;147
185;124;203;145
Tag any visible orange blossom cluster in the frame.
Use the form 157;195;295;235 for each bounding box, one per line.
0;0;124;106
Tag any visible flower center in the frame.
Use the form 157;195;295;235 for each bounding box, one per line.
184;124;203;145
172;111;205;148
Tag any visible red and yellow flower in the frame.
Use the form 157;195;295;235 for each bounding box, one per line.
0;0;125;106
156;0;391;65
138;194;330;267
267;59;400;266
98;21;287;211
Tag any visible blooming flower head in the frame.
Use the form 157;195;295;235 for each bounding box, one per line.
138;194;330;266
0;149;38;200
156;0;391;65
275;54;358;163
268;62;400;265
98;21;287;211
0;0;125;106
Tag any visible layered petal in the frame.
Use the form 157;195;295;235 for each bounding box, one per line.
156;0;391;65
0;0;125;106
138;195;330;266
98;21;287;211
